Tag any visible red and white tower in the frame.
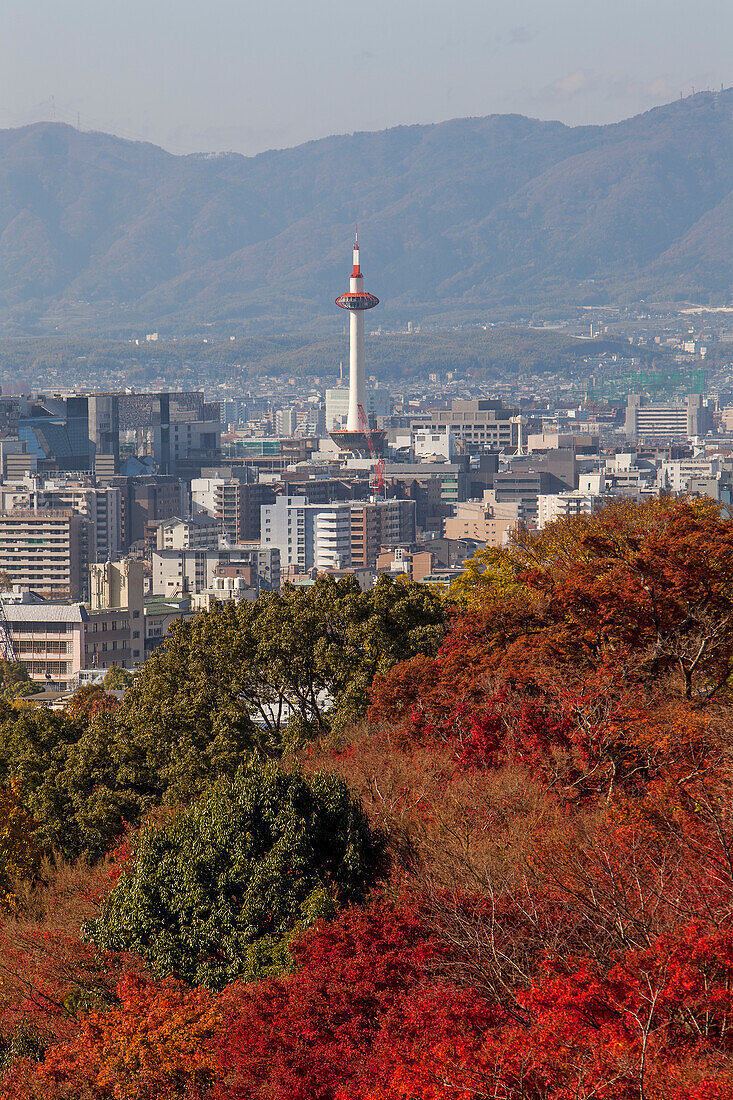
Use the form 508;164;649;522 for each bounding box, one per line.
330;230;384;456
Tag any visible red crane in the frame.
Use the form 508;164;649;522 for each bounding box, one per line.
357;403;385;497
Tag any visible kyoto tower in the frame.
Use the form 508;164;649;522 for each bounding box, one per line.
329;230;385;456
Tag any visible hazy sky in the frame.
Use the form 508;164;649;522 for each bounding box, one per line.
1;0;730;156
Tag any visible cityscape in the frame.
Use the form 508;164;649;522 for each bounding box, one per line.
1;3;732;1097
0;235;729;698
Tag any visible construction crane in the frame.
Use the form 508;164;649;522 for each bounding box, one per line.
0;594;18;664
371;458;386;498
357;402;386;497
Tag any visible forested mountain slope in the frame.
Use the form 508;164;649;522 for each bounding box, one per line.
0;89;729;332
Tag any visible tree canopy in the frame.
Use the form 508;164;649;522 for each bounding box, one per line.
85;764;386;988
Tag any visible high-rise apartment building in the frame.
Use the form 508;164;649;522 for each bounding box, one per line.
0;481;122;563
349;499;416;568
191;477;275;542
261;496;352;572
0;509;89;599
275;408;298;436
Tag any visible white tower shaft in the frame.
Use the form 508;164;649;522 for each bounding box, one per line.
347;264;366;432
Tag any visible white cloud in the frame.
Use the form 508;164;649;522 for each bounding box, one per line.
553;70;591;97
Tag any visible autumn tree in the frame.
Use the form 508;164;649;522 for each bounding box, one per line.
0;780;38;912
210;900;458;1100
449;498;733;701
4;973;221;1100
120;574;444;756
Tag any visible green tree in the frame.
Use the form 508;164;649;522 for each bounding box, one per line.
85;765;386;989
119;575;445;754
0;660;41;701
102;666;134;690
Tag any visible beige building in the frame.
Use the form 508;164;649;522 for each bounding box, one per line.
86;559;146;670
0;509;89;599
444;493;521;546
153;515;220;550
376;547;436;583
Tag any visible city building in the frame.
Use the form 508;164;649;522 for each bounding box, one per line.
153;515;221;550
191;477;275;543
0;479;122;563
275;407;298;436
85;558;146;670
261;496;352;571
419;399;517;450
0;509;89;599
151;546;281;598
3;599;87;691
349;499;416;568
537;491;605;529
625;394;711;443
444;495;521;546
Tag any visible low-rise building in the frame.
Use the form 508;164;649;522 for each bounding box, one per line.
444;494;521;546
152;546;281;598
153;514;221;550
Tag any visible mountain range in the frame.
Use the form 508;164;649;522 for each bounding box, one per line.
0;90;730;333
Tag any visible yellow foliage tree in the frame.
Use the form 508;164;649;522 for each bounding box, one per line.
0;781;39;911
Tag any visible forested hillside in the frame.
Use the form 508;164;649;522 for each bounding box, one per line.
0;90;730;333
2;499;733;1097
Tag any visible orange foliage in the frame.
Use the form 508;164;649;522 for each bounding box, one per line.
4;973;220;1100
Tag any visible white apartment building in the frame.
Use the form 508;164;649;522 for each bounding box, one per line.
261;496;352;571
604;454;657;491
658;458;720;493
275;408;298;436
152;547;281;597
537;491;604;529
413;427;455;462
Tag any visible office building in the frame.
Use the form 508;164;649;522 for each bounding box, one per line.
419;399;517;450
625;394;711;443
